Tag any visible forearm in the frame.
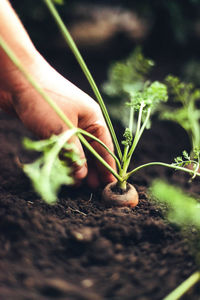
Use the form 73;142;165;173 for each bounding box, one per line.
0;0;40;93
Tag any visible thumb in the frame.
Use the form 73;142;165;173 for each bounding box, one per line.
80;117;117;188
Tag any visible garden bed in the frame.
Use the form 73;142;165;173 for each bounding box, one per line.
0;111;200;300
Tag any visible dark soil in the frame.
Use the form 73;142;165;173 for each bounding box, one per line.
0;111;200;300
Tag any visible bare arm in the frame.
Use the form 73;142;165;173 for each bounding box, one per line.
0;0;116;187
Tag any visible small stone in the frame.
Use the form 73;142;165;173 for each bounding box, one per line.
115;243;123;251
110;272;120;281
81;279;93;288
70;227;98;243
115;254;124;262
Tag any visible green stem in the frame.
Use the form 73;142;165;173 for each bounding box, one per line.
119;106;135;189
43;129;78;181
135;107;151;148
125;161;200;180
78;128;121;171
78;135;122;181
42;0;122;160
121;104;151;177
121;107;134;165
129;106;134;133
117;179;127;190
192;161;199;179
127;102;145;160
0;35;122;182
163;271;200;300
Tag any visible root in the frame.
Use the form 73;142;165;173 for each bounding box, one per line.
102;182;138;208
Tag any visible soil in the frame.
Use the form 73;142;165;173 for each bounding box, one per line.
0;110;200;300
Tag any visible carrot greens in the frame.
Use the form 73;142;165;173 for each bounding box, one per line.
1;0;200;204
160;75;200;158
23;129;83;204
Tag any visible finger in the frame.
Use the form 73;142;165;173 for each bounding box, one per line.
15;89;89;182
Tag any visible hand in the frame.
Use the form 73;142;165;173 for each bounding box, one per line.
0;54;116;188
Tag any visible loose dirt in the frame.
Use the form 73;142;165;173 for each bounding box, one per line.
0;112;199;299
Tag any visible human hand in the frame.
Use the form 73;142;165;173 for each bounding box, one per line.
0;54;116;188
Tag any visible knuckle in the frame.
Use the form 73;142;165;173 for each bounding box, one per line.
73;163;87;180
89;101;102;118
42;124;64;138
86;121;107;140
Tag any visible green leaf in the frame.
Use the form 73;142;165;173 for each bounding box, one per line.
172;149;200;179
121;128;132;146
173;150;193;167
23;129;82;204
183;150;190;160
175;156;183;163
193;148;200;159
102;47;154;99
129;81;168;111
144;81;168;107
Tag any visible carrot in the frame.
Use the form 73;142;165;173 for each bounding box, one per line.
102;182;138;208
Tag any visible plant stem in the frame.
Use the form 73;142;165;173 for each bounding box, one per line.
78;135;122;181
128;105;151;161
191;160;199;179
118;104;151;188
42;129;78;183
122;103;151;177
42;0;122;160
121;106;134;166
136;107;151;146
0;35;122;182
127;102;145;161
118;106;135;190
78;128;121;171
117;179;127;190
125;161;200;180
163;271;200;300
129;106;134;133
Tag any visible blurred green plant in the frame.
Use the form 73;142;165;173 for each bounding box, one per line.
182;60;200;85
23;129;82;203
150;180;200;300
159;75;200;160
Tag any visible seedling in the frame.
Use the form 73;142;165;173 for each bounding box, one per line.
150;180;200;300
1;0;200;205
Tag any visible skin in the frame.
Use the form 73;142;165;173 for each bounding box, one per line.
0;0;116;188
